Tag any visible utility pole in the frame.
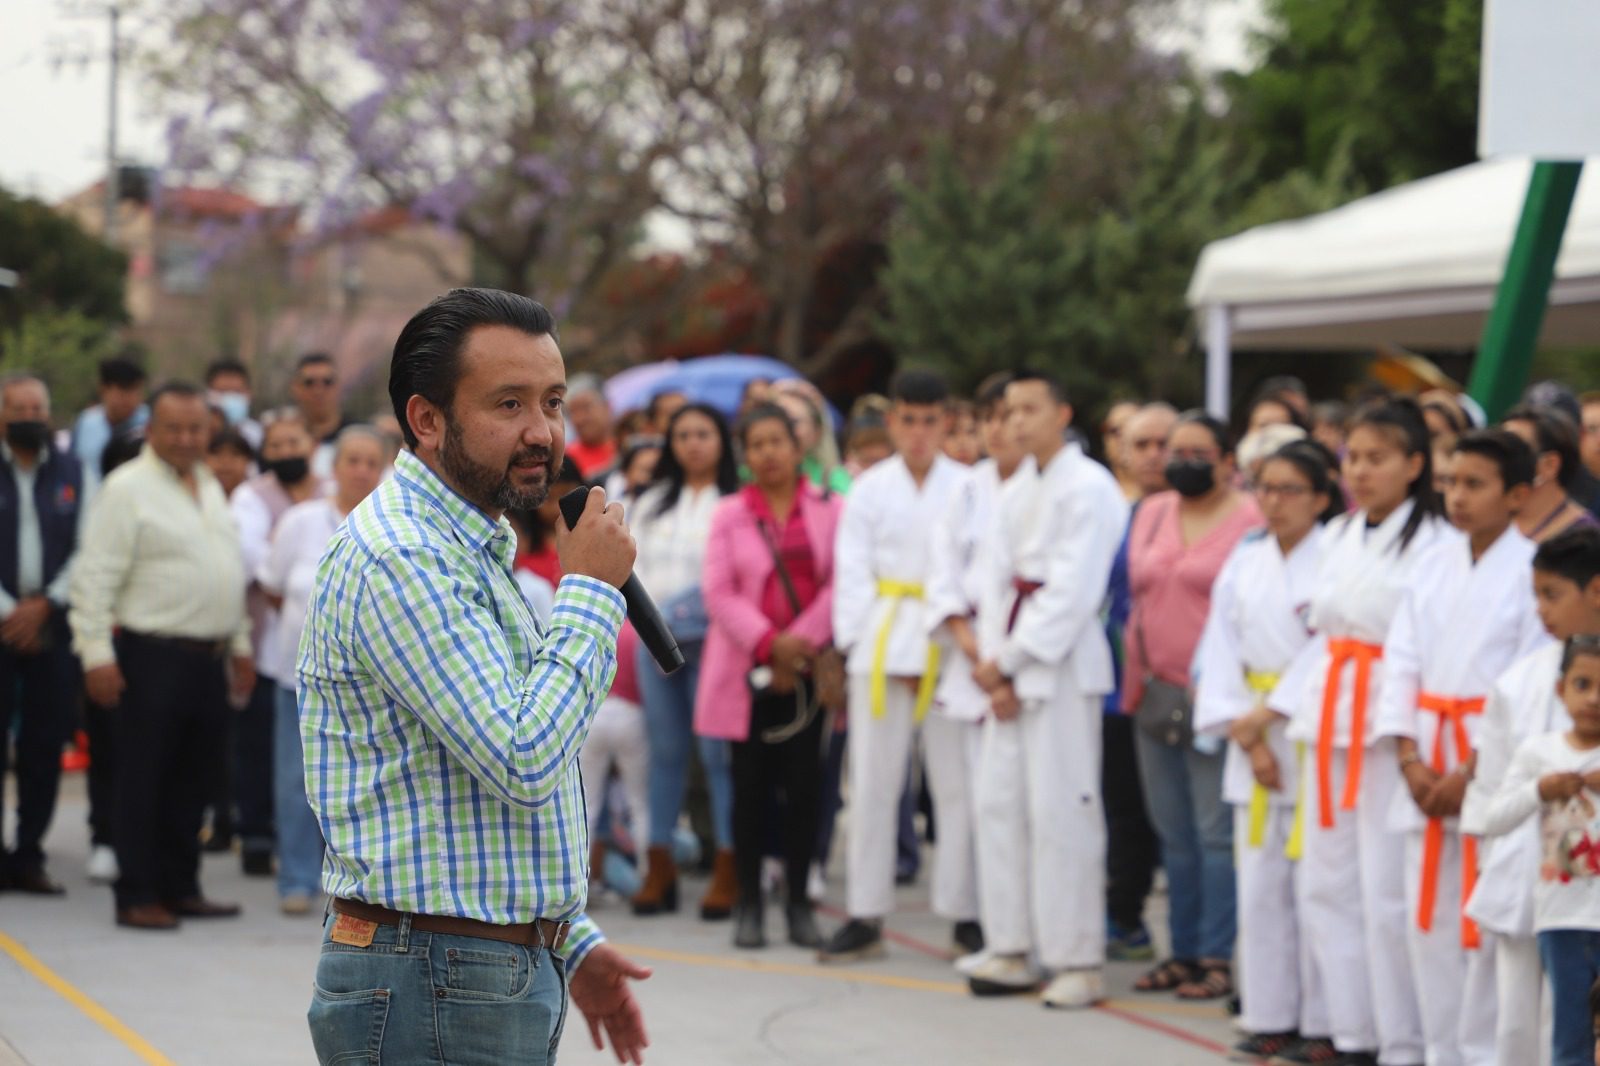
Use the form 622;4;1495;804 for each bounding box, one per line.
102;3;121;245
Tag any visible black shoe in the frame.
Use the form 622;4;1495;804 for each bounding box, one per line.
1328;1055;1378;1066
786;903;821;948
10;866;66;896
1231;1031;1298;1062
241;850;274;877
734;902;766;949
817;918;885;963
1267;1037;1342;1065
952;920;984;956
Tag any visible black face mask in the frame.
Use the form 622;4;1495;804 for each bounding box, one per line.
265;457;310;485
1165;458;1216;498
5;421;48;452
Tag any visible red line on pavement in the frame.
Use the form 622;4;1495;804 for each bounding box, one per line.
815;904;1239;1060
815;903;951;960
1093;1002;1238;1060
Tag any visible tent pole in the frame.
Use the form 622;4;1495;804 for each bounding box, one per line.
1466;161;1583;421
1204;304;1232;420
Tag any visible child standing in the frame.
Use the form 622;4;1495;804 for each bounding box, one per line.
1483;634;1600;1066
1193;442;1343;1060
1462;526;1600;1065
1376;428;1549;1066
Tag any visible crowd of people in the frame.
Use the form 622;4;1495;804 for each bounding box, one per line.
8;340;1600;1065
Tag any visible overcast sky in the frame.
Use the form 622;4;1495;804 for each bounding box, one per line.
0;0;1263;204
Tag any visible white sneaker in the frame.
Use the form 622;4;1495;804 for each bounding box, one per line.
967;954;1042;997
279;894;313;916
87;845;118;883
1041;968;1103;1010
954;946;993;976
807;862;826;902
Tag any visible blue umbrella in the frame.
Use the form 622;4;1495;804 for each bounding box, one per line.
603;360;680;414
652;354;805;421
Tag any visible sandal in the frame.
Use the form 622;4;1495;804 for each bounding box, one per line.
1175;959;1233;1000
1133;958;1197;993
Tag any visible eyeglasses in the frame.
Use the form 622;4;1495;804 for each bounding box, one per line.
298;376;336;389
1254;482;1312;499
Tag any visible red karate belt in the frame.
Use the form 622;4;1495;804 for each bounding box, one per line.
1006;579;1043;634
1315;638;1384;828
1415;691;1486;950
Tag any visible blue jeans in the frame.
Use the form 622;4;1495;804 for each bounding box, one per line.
1134;730;1235;961
274;685;326;898
635;646;733;849
1539;928;1600;1066
309;913;568;1065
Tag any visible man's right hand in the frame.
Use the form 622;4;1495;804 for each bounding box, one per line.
555;487;637;590
85;663;125;708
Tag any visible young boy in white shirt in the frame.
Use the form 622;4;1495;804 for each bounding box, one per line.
1483;634;1600;1066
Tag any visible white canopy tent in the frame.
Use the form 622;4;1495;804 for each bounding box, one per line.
1187;157;1600;416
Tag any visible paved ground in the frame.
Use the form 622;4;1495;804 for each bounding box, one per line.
0;776;1242;1065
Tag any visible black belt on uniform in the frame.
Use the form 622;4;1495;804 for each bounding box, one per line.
331;897;572;952
118;630;230;658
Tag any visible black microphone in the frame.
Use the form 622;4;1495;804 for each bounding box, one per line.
559;486;686;675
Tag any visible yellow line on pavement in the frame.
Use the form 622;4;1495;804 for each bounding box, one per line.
612;942;1230;1021
0;929;176;1066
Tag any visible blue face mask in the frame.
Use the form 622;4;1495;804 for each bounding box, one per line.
210;391;251;425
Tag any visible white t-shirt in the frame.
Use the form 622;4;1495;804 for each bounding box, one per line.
1484;730;1600;933
258;498;343;690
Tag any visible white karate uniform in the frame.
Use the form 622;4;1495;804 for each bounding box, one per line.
974;444;1128;970
833;453;968;921
1274;500;1452;1061
922;460;1009;924
1193;526;1326;1037
1374;527;1549;1066
1461;641;1567;1066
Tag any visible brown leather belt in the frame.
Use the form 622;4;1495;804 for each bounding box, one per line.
331;897;571;952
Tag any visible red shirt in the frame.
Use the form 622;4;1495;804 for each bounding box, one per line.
566;439;617;478
515;547;562;588
609;623;642;703
741;484;819;662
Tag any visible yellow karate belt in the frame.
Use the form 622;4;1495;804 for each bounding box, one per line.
872;579;941;721
1245;669;1304;859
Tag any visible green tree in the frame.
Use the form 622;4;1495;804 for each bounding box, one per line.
0;189;127;331
0;309;123;421
878;128;1091;398
1224;0;1482;192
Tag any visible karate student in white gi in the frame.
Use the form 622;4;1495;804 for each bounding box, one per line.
925;373;1025;963
1273;398;1451;1066
820;370;970;962
1462;527;1600;1066
1377;428;1549;1066
1193;441;1342;1061
966;370;1129;1009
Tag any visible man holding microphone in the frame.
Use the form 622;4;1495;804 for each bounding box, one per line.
297;288;650;1065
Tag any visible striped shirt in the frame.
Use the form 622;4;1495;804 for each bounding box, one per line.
297;450;623;967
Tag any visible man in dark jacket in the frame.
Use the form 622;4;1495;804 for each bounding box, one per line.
0;374;84;895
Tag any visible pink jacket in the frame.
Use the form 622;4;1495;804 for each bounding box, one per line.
694;483;843;741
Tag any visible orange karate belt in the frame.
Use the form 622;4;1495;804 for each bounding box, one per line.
1315;638;1384;829
1415;691;1486;950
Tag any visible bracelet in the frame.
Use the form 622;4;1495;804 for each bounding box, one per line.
1398;752;1422;769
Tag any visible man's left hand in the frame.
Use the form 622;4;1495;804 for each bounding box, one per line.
0;597;50;653
570;943;652;1065
230;656;256;702
1422;769;1469;819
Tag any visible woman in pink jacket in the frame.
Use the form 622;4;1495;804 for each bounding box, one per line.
697;402;844;951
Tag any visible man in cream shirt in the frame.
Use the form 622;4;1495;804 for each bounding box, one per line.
70;382;255;930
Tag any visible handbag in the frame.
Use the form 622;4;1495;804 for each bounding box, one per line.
750;511;842;743
1130;497;1194;748
659;584;709;647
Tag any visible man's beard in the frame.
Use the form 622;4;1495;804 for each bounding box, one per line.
439;417;553;512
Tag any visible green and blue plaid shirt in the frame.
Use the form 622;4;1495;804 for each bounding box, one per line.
298;450;622;967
